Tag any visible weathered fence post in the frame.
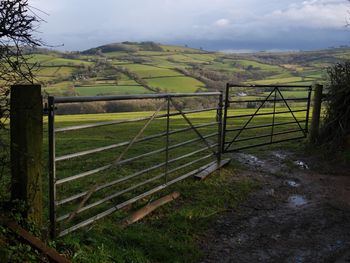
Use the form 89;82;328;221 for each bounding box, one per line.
10;85;43;226
217;91;223;166
309;84;323;144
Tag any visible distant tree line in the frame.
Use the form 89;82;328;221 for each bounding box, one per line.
55;96;218;115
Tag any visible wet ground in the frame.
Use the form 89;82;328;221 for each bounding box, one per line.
200;151;350;263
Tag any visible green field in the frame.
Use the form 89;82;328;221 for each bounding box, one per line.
146;76;205;92
205;62;247;72
28;54;92;66
122;64;182;78
251;76;314;85
75;85;151;96
236;59;282;71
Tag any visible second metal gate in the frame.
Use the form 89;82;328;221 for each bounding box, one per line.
222;84;312;152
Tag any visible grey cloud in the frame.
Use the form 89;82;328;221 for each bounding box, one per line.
31;0;350;51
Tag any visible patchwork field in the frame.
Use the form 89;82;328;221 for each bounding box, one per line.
31;42;346;97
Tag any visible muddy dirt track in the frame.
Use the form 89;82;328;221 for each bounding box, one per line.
200;151;350;263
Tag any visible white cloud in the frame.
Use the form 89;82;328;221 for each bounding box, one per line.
265;0;349;29
214;18;230;27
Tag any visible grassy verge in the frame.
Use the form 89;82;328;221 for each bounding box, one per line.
57;166;256;263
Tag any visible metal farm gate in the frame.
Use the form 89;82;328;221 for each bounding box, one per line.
222;84;312;152
46;85;313;238
47;92;226;238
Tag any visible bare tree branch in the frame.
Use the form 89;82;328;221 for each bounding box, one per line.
0;0;44;192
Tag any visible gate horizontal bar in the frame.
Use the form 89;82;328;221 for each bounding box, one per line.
56;116;154;133
226;109;307;119
58;160;217;237
56;143;218;206
224;129;305;144
56;132;218;185
228;98;308;104
57;154;214;222
54;92;221;104
55;107;218;133
227;84;311;88
225;136;306;152
225;120;306;133
56;121;218;161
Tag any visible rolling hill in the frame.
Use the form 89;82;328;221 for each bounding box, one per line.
32;42;350;96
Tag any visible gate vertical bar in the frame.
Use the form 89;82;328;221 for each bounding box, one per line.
165;96;170;183
270;87;277;143
305;86;312;135
222;84;230;152
48;96;57;238
217;92;223;166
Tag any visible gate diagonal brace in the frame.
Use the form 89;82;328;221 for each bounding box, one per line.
169;98;217;156
224;87;276;151
276;88;306;136
112;103;164;166
63;103;164;225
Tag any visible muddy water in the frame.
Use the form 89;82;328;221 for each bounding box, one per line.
286;180;300;188
288;195;308;208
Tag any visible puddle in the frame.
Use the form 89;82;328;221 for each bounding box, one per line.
286;180;300;188
273;152;287;160
288;195;308;208
294;160;309;170
235;153;264;166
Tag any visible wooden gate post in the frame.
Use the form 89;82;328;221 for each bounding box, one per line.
10;85;43;226
309;84;323;144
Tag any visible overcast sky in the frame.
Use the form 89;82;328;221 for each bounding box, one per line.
31;0;350;52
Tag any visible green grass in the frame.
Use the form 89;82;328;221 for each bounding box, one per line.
36;66;75;78
57;169;255;263
75;85;151;96
250;76;315;85
146;76;205;92
205;62;246;72
135;51;172;56
147;57;188;68
122;64;182;78
111;60;130;65
182;53;217;62
236;60;282;71
43;81;74;95
263;90;309;98
28;54;92;67
164;54;205;64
